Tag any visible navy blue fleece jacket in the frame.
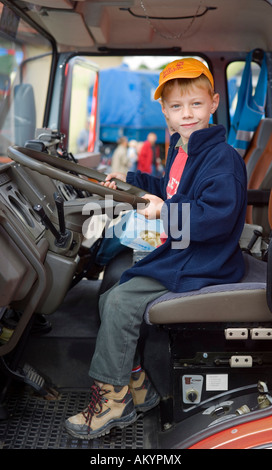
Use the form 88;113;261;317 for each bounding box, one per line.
120;125;247;293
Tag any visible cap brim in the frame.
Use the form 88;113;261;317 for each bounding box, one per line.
154;84;165;100
154;70;213;100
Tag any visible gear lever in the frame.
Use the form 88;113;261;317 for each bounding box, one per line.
33;195;71;247
54;192;67;236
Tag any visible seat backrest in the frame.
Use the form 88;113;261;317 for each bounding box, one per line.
268;190;272;230
244;119;272;180
246;131;272;229
248;132;272;190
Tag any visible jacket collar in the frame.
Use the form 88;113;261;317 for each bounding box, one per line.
188;124;226;155
169;125;226;156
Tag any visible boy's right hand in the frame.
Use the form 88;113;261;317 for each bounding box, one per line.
101;172;126;189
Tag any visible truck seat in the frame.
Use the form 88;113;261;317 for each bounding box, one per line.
144;253;271;325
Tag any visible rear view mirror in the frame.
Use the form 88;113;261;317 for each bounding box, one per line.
14;83;36;146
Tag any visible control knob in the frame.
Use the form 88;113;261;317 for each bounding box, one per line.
186;389;198;403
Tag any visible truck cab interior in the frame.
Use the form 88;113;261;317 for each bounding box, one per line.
1;0;272;451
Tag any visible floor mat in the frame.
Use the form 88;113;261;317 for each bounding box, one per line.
0;386;146;449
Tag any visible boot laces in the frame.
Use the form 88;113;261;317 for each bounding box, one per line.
83;384;109;430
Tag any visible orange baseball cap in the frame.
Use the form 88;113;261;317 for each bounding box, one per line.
154;58;214;100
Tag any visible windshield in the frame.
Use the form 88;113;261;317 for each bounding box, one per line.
0;4;52;158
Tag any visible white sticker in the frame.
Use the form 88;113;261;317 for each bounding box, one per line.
206;374;228;391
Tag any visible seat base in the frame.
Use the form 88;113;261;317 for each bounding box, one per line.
146;284;270;324
143;253;272;427
145;253;271;324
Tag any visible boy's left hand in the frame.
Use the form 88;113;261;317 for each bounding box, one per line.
137;194;164;219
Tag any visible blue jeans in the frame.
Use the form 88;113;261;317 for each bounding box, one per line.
89;276;168;386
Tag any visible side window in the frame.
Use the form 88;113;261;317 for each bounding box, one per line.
0;4;52;157
60;58;99;157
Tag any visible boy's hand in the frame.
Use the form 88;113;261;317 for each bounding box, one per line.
101;172;126;189
137;194;164;219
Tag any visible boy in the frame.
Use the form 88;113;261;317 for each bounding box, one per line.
65;58;247;439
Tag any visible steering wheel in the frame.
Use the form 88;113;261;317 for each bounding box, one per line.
7;146;149;208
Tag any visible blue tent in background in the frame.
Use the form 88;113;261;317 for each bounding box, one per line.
98;65;167;143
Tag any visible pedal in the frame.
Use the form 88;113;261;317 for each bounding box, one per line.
229;355;253;367
250;328;272;340
22;363;46;392
225;328;248;340
21;363;59;399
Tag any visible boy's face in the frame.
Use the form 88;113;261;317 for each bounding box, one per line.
161;81;219;144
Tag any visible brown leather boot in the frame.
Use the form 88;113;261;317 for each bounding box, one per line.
129;370;160;412
65;383;136;439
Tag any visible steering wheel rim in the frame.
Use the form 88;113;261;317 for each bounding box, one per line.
7;146;149;208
